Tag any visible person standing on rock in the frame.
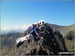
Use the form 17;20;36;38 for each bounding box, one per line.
31;24;44;41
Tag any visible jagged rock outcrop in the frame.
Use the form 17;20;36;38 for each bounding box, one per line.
8;23;67;55
54;31;68;51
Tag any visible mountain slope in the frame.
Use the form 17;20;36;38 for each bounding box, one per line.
0;23;75;55
49;23;75;36
6;23;68;55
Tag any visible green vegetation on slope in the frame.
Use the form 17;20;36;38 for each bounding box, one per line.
64;31;75;51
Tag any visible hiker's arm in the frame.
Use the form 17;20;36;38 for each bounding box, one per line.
34;31;40;38
34;30;44;40
35;31;44;40
34;28;42;39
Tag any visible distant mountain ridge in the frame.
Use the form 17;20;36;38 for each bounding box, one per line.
48;23;75;36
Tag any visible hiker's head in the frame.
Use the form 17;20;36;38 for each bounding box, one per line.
36;24;39;28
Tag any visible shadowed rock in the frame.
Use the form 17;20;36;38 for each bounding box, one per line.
8;23;68;55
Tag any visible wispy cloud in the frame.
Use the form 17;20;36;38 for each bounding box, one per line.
1;20;46;32
1;24;29;32
20;24;29;30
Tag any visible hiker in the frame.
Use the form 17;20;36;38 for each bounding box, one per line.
31;24;44;41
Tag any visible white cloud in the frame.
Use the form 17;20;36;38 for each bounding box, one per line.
1;24;29;31
20;24;29;30
1;20;46;32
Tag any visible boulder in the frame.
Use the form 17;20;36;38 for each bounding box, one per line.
9;23;67;55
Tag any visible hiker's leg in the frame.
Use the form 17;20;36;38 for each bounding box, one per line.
33;36;36;40
36;36;40;41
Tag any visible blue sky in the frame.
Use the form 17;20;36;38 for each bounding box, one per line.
1;1;74;31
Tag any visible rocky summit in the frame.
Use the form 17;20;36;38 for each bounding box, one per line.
7;23;68;55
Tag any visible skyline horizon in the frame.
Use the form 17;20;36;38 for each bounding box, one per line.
1;20;74;32
1;1;74;31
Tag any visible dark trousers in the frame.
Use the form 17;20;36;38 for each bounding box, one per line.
34;36;40;41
